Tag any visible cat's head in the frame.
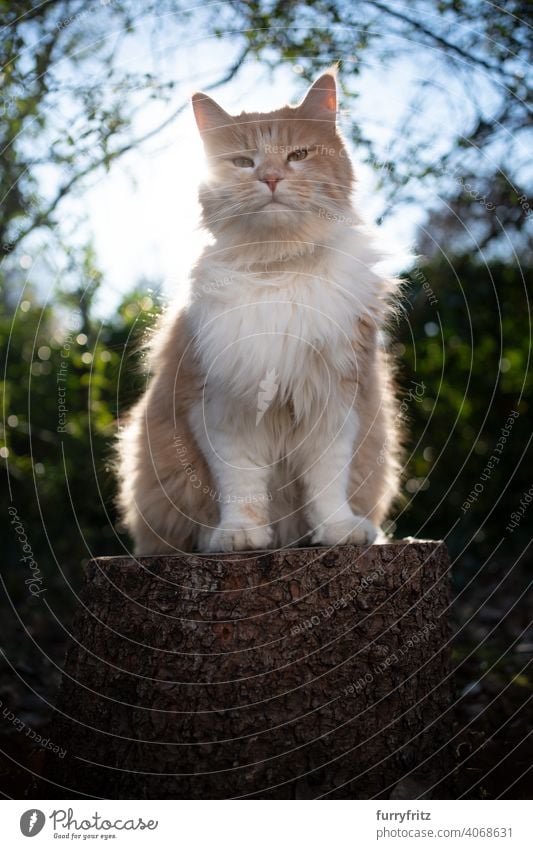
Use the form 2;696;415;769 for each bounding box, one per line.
191;70;355;260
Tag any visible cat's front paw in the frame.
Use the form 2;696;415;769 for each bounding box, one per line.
208;524;274;552
311;516;378;547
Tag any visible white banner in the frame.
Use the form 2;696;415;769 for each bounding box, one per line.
1;800;530;848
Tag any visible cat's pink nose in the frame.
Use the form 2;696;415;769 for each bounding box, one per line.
260;174;284;193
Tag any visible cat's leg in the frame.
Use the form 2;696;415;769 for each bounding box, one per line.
190;401;274;552
207;440;274;552
299;410;378;546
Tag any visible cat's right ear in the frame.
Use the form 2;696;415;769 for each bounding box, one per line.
192;92;234;135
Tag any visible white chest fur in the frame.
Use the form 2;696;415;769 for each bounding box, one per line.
188;228;387;412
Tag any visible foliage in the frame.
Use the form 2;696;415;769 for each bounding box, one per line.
394;254;532;570
1;272;159;608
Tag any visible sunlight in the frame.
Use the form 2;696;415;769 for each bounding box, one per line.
88;110;209;315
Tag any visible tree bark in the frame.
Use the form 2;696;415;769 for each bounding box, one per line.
44;540;452;799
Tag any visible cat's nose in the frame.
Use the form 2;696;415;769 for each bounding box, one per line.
260;173;284;193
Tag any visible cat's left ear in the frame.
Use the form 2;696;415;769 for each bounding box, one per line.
297;71;337;120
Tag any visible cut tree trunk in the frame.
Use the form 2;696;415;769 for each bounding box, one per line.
44;540;452;799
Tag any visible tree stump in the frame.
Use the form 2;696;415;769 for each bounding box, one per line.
45;540;452;799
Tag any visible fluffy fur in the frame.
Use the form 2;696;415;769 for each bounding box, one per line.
116;70;403;554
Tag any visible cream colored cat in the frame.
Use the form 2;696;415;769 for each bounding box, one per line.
116;69;402;554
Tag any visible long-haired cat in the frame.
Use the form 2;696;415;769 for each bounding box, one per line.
116;69;402;554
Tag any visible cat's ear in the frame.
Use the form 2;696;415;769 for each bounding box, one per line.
297;71;337;120
192;92;233;135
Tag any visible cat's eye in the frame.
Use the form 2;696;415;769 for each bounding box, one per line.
287;149;308;162
232;157;254;168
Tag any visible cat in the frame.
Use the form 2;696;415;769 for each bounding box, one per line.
116;69;402;554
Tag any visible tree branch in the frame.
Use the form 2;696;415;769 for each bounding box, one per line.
366;0;506;76
10;45;251;248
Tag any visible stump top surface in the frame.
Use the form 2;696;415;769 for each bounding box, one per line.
87;539;449;595
95;538;443;563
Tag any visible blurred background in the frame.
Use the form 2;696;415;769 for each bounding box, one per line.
1;0;531;798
